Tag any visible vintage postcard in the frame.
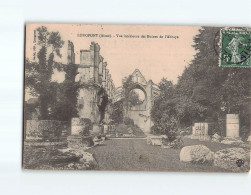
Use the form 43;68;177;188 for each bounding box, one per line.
23;24;251;172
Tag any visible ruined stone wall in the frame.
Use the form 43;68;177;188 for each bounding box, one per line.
67;40;75;64
127;110;152;133
25;120;69;141
77;87;99;123
80;50;93;66
76;42;115;124
93;42;100;85
102;62;107;88
122;71;159;134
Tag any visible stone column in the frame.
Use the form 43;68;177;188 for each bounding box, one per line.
105;69;109;91
94;43;100;84
102;62;107;88
71;118;90;136
67;118;94;148
108;74;112;97
67;40;75;64
98;56;104;85
226;114;240;137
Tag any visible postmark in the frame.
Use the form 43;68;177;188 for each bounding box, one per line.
236;159;244;167
219;28;251;67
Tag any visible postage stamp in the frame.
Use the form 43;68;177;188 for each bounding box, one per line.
219;29;251;67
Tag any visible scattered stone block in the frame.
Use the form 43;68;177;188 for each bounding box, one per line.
103;125;109;134
214;148;250;172
212;133;221;142
247;136;251;142
221;137;244;146
180;145;214;164
58;148;98;170
226;114;239;138
93;136;102;142
71;118;92;136
78;152;98;169
147;135;167;146
192;123;209;136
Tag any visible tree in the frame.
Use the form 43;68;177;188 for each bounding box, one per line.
110;100;124;124
151;27;251;138
122;75;143;109
110;75;143;124
25;26;65;120
151;78;178;140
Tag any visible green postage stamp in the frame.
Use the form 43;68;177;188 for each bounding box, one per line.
220;29;250;67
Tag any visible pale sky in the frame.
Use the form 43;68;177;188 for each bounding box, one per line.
26;24;200;87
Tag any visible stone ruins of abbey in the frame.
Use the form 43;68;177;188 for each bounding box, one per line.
67;41;115;124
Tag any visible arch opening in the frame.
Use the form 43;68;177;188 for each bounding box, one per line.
128;88;146;106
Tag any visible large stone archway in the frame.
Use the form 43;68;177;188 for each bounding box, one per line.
115;69;160;134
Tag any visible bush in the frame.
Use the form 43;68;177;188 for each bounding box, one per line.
123;117;134;126
150;125;161;135
185;126;192;135
167;130;177;142
240;126;250;141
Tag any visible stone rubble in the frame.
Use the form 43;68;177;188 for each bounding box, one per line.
214;147;250;172
161;136;184;149
58;148;98;170
221;137;244;146
147;135;167;146
180;145;214;164
211;133;221;142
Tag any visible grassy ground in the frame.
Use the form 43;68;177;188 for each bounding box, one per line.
87;137;241;172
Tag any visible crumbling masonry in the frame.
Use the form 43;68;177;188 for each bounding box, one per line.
67;41;115;124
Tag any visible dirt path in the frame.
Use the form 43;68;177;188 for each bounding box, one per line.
87;138;228;172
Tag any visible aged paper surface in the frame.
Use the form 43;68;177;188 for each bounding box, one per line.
23;24;251;172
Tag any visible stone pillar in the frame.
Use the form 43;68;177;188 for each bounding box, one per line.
102;62;107;88
67;118;94;148
107;74;111;97
67;40;75;64
94;43;100;84
105;69;109;91
103;125;109;134
71;118;91;136
193;123;209;136
98;56;104;85
226;114;239;137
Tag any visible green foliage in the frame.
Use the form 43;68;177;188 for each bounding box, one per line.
128;90;143;106
110;100;124;124
151;78;179;138
25;26;80;121
24;101;39;120
122;75;142;107
151;27;251;138
123;117;134;126
110;75;143;123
